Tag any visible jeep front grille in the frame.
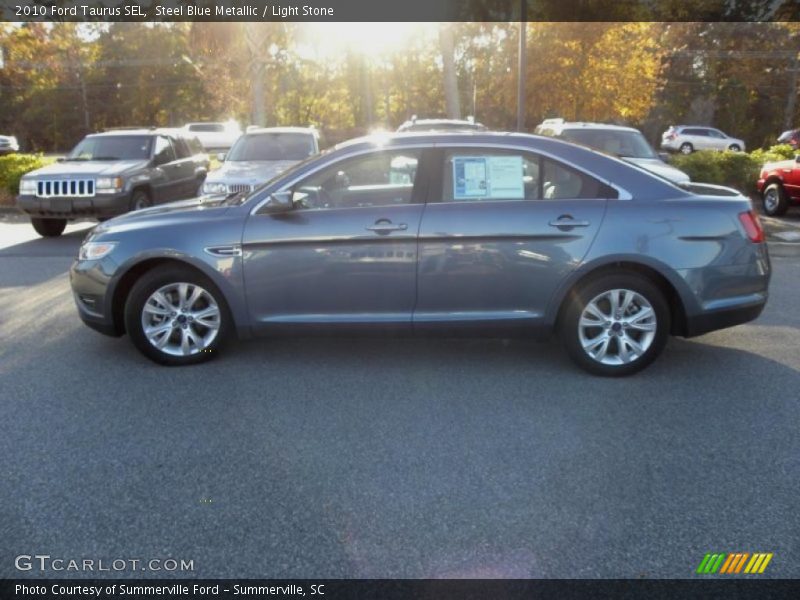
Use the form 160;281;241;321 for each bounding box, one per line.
37;179;95;198
228;184;252;194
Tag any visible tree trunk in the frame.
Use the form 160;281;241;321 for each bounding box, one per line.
439;24;461;119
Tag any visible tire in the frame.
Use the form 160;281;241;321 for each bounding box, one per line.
124;265;231;366
31;217;67;237
560;273;670;377
679;142;693;154
728;144;741;152
129;189;151;212
762;182;789;217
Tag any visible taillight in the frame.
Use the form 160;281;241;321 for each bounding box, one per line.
738;210;764;243
667;133;676;140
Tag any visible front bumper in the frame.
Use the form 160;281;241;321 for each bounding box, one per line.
70;258;122;337
17;191;131;219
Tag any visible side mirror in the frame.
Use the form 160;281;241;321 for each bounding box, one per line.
658;152;670;162
216;152;226;162
56;157;65;162
261;190;294;213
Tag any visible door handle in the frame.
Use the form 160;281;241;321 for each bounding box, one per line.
549;216;591;229
367;221;408;233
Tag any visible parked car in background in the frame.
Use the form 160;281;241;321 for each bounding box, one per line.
16;128;209;237
202;127;320;196
661;126;745;154
777;128;800;149
183;121;242;152
757;155;800;216
397;116;487;133
0;134;19;155
70;132;769;376
535;119;690;184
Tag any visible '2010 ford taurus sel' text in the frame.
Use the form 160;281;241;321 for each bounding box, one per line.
70;132;770;376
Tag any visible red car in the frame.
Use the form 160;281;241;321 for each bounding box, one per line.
757;157;800;216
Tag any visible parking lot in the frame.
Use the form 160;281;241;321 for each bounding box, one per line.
1;216;798;579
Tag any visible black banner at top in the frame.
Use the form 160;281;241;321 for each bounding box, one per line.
0;0;799;22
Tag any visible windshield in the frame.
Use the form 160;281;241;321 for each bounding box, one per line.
561;129;658;159
189;123;225;133
402;122;486;132
227;132;316;161
68;135;152;160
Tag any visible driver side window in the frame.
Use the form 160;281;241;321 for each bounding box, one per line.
153;136;175;165
291;150;422;210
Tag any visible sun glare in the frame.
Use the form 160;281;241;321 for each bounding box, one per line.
300;22;436;60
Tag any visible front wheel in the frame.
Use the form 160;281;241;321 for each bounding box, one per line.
124;266;230;366
31;217;67;237
560;273;670;376
728;144;741;152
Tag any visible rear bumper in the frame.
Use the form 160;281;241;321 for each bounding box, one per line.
684;294;767;338
16;192;131;219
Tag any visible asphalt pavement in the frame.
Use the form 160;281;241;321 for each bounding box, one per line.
1;217;798;579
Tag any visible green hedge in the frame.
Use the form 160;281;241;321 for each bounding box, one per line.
668;144;797;194
0;153;48;196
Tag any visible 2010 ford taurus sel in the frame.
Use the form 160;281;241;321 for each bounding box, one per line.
70;132;770;376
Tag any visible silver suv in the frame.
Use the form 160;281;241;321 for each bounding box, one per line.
661;126;745;154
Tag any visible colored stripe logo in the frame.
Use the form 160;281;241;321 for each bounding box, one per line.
696;552;773;574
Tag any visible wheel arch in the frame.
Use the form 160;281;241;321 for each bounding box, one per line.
548;258;693;337
107;256;245;338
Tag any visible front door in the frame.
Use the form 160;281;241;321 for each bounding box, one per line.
415;147;610;332
242;148;431;333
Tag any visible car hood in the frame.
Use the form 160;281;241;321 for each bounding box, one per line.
93;195;235;236
27;159;149;178
762;158;796;171
623;157;691;184
206;160;299;184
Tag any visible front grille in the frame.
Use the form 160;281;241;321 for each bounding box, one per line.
228;184;252;194
36;179;95;198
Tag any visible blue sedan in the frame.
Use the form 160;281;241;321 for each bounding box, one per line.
70;132;770;376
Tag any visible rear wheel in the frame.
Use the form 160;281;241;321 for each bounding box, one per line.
762;182;788;217
560;273;670;377
124;266;230;366
31;217;67;237
679;142;693;154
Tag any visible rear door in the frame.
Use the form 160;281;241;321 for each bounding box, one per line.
414;146;611;332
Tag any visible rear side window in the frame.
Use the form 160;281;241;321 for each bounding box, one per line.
441;149;616;202
172;137;191;159
683;128;707;136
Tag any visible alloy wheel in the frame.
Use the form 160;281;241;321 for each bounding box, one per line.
578;288;657;366
140;282;221;356
763;189;779;213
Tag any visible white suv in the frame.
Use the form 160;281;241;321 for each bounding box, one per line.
661;126;745;154
535;119;690;184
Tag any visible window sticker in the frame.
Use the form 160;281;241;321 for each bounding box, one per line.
452;155;524;200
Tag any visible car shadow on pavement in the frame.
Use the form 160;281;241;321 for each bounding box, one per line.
0;227;87;258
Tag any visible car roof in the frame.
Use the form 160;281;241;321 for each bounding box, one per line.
244;126;318;136
91;128;184;137
539;120;640;134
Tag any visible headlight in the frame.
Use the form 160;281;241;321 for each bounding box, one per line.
19;178;37;194
79;241;117;261
203;182;228;194
95;177;123;193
